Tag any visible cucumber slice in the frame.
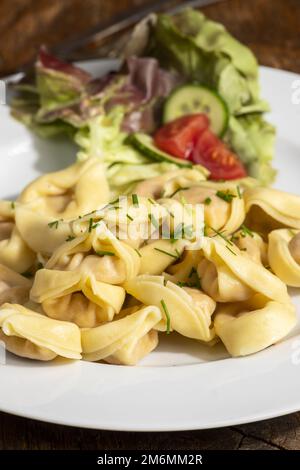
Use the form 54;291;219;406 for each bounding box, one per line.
126;133;192;168
163;84;229;137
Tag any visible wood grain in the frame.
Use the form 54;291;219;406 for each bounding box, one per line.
0;0;300;450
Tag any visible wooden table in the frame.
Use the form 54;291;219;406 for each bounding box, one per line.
1;0;300;450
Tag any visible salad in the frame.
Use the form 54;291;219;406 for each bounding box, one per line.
11;8;276;193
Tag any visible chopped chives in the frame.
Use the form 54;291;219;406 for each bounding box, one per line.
11;201;15;210
204;197;212;205
209;226;234;246
88;218;93;233
48;220;60;229
240;224;254;238
96;250;115;257
226;245;237;256
216;190;236;203
134;248;142;258
237;185;242;199
132;194;139;207
169;186;190;199
66;235;76;242
148;198;156;205
148;213;159;230
154;247;179;259
126;214;133;221
160;299;171;335
188;267;197;279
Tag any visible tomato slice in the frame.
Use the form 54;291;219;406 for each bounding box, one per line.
154;114;209;159
192;129;247;180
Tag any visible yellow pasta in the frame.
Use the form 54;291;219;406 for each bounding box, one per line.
244;187;300;235
18;158;110;218
0;264;32;306
0;200;35;273
124;275;215;341
197;237;289;303
0;303;82;360
268;229;300;287
214;294;296;356
81;305;161;364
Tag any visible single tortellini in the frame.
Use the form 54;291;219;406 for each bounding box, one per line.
197;237;290;303
244;187;300;236
268;229;300;287
124;275;216;341
0;264;32;306
0;200;35;273
15;204;72;255
0;303;82;361
214;294;297;356
18;158;110;219
232;229;268;266
30;267;126;328
134;167;208;199
48;222;141;283
81;305;162;364
171;181;245;236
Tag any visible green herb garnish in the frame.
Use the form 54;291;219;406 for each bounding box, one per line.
148;213;159;230
66;235;76;242
169;186;190;199
48;220;60;229
88;218;94;233
161;299;171;335
237;185;242;199
154;247;179;259
96;250;115;257
11;201;15;210
132;194;139;207
216;190;237;203
134;248;142;258
240;224;254;238
126;214;133;221
204;197;212;205
226;245;237;256
209;226;234;246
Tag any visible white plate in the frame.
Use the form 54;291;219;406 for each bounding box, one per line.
0;62;300;431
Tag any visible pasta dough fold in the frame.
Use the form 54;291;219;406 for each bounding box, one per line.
0;264;32;306
124;275;215;341
81;305;161;364
197;237;289;303
0;200;35;273
244;187;300;235
214;294;296;356
0;303;82;360
268;229;300;287
18;158;110;219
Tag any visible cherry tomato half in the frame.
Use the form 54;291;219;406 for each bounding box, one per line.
154;114;209;159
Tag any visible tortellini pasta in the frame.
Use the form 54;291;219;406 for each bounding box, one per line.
0;303;82;360
18;158;110;219
171;182;245;235
0;264;32;306
0;158;298;364
197;237;289;303
81;305;161;364
268;229;300;287
214;294;296;356
124;275;216;341
244;187;300;235
0;200;35;273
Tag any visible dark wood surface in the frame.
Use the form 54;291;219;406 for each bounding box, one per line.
1;0;300;450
